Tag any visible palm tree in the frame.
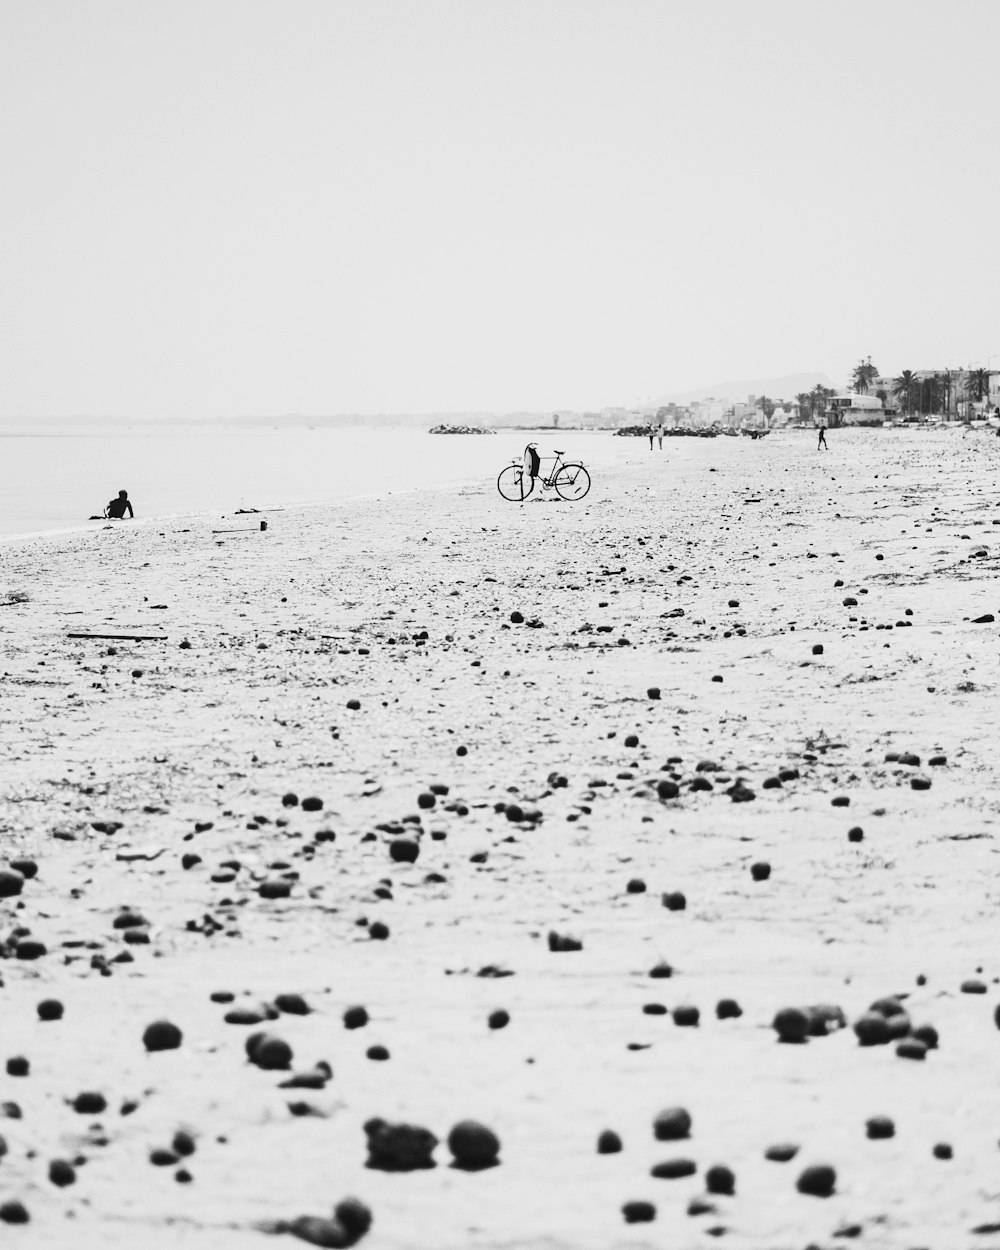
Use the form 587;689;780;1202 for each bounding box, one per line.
965;368;990;405
794;391;812;423
755;395;775;419
892;370;916;417
810;383;827;422
851;357;879;394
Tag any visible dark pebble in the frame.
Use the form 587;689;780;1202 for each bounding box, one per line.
643;1002;668;1016
369;921;389;940
796;1164;836;1197
653;1106;691;1141
48;1159;76;1187
72;1092;107;1114
811;644;824;655
933;1142;952;1160
510;611;524;623
346;699;361;710
848;826;864;842
0;1201;29;1224
716;998;742;1019
912;1024;939;1049
258;879;292;899
765;1142;799;1162
961;978;987;994
656;779;680;800
9;859;37;879
853;1012;891;1046
649;962;674;979
896;1038;927;1060
650;1157;697;1179
662;891;686;911
224;1007;269;1025
622;1200;656;1223
366;1045;390;1061
181;853;202;870
150;1148;180;1166
389;839;420;864
806;1003;846;1036
626;878;646;894
647;687;661;700
547;931;582;952
448;1119;500;1170
597;1129;622;1154
343;1005;368;1030
6;1057;28;1077
274;993;310;1016
173;1130;196;1156
911;776;932;790
251;1035;293;1070
705;1164;735;1195
365;1117;438;1171
750;861;771;881
281;793;299;807
624;734;639;748
673;1004;699;1027
488;1009;510;1030
866;1115;895;1139
773;1007;809;1043
37;999;63;1021
417;792;436;810
0;869;25;898
301;796;324;811
143;1020;183;1052
831;795;850;807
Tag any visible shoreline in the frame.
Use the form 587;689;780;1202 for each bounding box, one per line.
1;428;1000;1248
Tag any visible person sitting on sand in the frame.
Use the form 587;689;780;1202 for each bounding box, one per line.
105;490;134;519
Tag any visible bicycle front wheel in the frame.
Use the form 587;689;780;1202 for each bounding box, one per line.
497;465;535;502
553;463;590;500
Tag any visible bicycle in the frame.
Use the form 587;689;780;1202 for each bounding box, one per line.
497;449;591;502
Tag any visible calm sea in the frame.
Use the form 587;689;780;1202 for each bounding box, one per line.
0;424;627;540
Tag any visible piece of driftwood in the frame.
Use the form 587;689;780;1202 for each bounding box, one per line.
67;633;167;641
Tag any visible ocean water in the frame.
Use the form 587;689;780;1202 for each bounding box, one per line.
0;424;626;540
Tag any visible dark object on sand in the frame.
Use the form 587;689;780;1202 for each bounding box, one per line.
143;1020;183;1052
448;1119;500;1169
796;1164;836;1197
773;1007;809;1043
621;1200;656;1223
653;1106;691;1140
365;1118;438;1170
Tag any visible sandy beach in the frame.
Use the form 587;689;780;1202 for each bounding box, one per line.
2;426;1000;1250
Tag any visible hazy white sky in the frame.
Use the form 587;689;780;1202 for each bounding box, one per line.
2;0;998;417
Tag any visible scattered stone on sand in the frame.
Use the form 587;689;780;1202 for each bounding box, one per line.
896;1038;927;1060
853;1012;891;1046
0;1200;30;1224
866;1115;895;1139
280;1062;333;1089
547;931;582;952
672;1004;699;1027
71;1091;107;1114
960;978;987;994
487;1009;509;1030
368;921;390;940
750;861;770;881
661;891;686;911
649;961;674;979
806;1003;846;1036
344;1006;368;1030
765;1143;800;1162
933;1143;953;1160
143;1019;183;1052
656;779;680;800
716;998;742;1019
366;1045;389;1061
259;879;293;899
653;1106;691;1140
6;1057;28;1076
48;1159;76;1187
725;780;755;802
650;1158;697;1179
389;838;420;863
796;1164;836;1197
597;1129;622;1154
275;993;311;1015
301;796;324;811
365;1118;438;1171
247;1033;293;1070
848;826;864;842
0;869;25;898
621;1200;656;1223
626;877;646;894
773;1007;809;1043
448;1119;501;1170
286;1197;373;1247
705;1164;735;1195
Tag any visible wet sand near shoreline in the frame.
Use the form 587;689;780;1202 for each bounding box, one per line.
1;428;1000;1249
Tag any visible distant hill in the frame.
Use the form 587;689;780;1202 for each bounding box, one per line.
653;372;835;405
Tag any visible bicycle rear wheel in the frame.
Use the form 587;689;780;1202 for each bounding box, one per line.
497;465;535;502
553;463;590;500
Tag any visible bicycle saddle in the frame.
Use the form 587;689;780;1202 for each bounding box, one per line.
553;449;565;455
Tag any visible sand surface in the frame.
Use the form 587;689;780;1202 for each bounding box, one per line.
2;427;1000;1249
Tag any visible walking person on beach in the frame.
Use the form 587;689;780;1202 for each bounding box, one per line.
647;424;655;450
105;490;134;519
656;423;665;449
817;425;828;451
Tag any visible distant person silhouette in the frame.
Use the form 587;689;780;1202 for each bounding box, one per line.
105;490;134;519
647;425;655;450
817;426;828;450
656;423;665;449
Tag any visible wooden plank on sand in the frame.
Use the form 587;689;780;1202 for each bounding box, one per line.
67;633;168;642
